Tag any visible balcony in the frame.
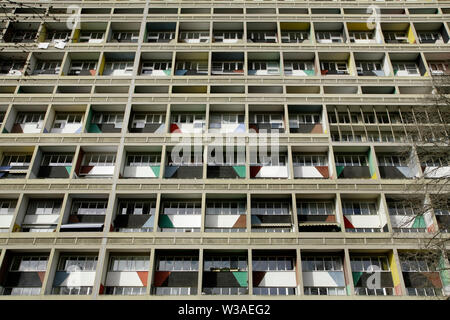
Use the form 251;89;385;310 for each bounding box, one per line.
249;111;285;134
20;198;62;232
248;52;280;76
382;23;414;44
315;22;346;44
74;22;107;43
108;23;140;43
202;253;248;295
36;152;74;179
251;198;293;232
101;52;135;76
428;61;450;76
49;113;84;134
350;255;397;296
146;22;176;43
211;52;244;76
252;252;297;295
387;198;429;233
75;149;116;179
420;155;450;179
179;22;210;43
88;107;124;134
377;152;420;179
289;105;323;134
208;110;245;134
122;151;161;178
0;254;48;296
103;255;149;295
302;255;346;296
0;52;27;76
0;199;17;232
400;254;444;297
205;199;247;232
52;255;97;295
153;251;198;295
3;23;39;43
113;198;156;232
320;61;349;76
433;198;449;233
247;22;278;43
42;23;71;45
175;52;208;76
31;56;62;76
342;199;387;233
334;153;373;179
207;148;246;179
297;199;340;232
129;108;165;133
60;198;107;232
170;111;205;134
281;22;311;44
293;154;329;179
164;147;203;179
0;152;32;179
250;150;289;179
415;23;449;44
158;199;202;232
213;22;243;44
139;52;172;76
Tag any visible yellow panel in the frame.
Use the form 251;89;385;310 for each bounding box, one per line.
280;22;310;31
38;25;47;42
388;252;401;294
72;29;81;43
98;55;106;76
407;25;416;44
347;55;354;75
347;23;371;32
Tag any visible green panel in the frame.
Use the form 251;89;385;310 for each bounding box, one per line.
367;149;377;179
352;272;363;285
65;166;72;175
151;166;160;177
163;69;172;76
85;108;93;133
158;215;174;228
439;255;450;289
232;272;248;287
88;124;102;133
305;70;316;76
2;128;8;133
232;166;246;178
412;216;426;228
336;166;345;177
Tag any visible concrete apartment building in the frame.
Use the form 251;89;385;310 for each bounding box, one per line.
0;0;448;299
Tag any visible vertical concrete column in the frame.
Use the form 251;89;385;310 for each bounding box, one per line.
146;248;156;295
247;248;253;296
296;248;304;295
197;248;204;295
291;192;299;233
41;248;58;295
343;248;355;296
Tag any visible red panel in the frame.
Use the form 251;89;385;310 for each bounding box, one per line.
170;123;181;133
250;166;262;178
137;271;149;287
343;216;354;229
315;166;329;178
153;271;171;287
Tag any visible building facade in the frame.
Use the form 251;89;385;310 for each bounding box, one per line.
0;0;449;299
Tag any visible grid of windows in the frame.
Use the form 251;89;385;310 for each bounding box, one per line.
297;202;334;215
156;256;199;271
251;202;290;215
342;201;377;215
252;256;294;271
71;200;107;216
109;256;150;271
301;256;343;271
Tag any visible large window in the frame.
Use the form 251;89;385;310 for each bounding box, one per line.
297;202;334;215
41;154;73;166
26;199;61;215
293;154;327;166
252;202;290;215
162;201;202;215
118;200;156;215
71;200;107;216
253;256;294;271
109;256;150;271
82;154;116;167
10;256;48;271
335;155;368;166
126;154;161;166
302;256;343;271
156;256;199;271
342;201;377;215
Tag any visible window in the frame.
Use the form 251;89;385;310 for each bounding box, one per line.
418;32;441;42
302;256;343;271
1;154;31;167
356;62;383;74
11;30;37;42
248;32;278;42
171;114;205;124
82;153;116;167
10;256;48;271
251;153;287;166
387;201;418;216
118;200;156;215
349;31;374;42
342;201;377;215
175;61;208;74
131;113;164;128
297;202;334;215
289;113;321;128
91;113;123;128
316;32;343;43
251;202;290;215
112;31;139;42
103;61;134;75
71;200;107;215
27;200;61;215
304;287;346;296
147;32;175;42
178;32;210;43
292;154;328;166
253;256;294;271
334;155;368;166
212;62;244;73
251;113;284;128
249;61;280;74
162;202;202;215
213;32;243;42
41;154;73;166
126;154;161;166
15;113;45;126
383;32;408;43
206;201;246;215
46;31;70;42
109;256;150;271
141;62;172;74
209;114;244;126
34;61;61;74
156;256;199;271
168;152;203;166
284;61;314;73
204;256;247;271
0;200;16;215
401;257;435;272
69;61;97;75
393;62;420;75
350;257;389;272
53;113;83;129
79;31;104;42
321;62;348;73
281;32;309;43
57;256;98;271
377;155;408;167
422;157;449;167
104;287;147;295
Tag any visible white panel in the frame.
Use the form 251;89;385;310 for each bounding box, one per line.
205;215;242;228
390;215;414;228
257;166;289;178
293;166;324;178
51;124;82;134
59;271;96;286
22;123;42;133
208;124;240;134
345;215;381;228
23;214;60;225
177;123;204;134
0;215;13;228
123;166;156;178
84;166;115;176
258;271;297;287
302;271;345;287
105;271;145;287
424;167;450;179
170;215;201;228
